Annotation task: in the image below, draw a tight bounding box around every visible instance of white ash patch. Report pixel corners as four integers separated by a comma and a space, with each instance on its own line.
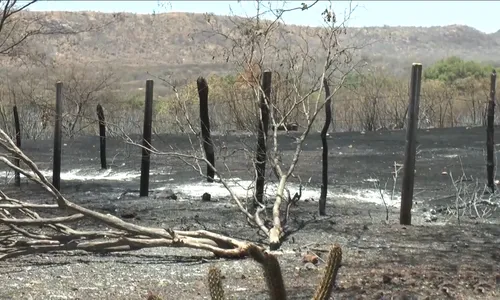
338, 188, 396, 206
157, 177, 395, 206
0, 168, 395, 206
1, 168, 145, 182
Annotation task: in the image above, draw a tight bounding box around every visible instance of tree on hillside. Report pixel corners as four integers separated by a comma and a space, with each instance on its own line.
454, 76, 490, 126
423, 57, 495, 127
343, 67, 407, 131
1, 55, 118, 140
423, 56, 494, 83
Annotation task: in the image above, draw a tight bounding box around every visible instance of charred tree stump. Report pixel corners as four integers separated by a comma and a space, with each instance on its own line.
96, 104, 107, 170
12, 105, 21, 186
319, 78, 332, 216
53, 82, 63, 191
400, 63, 422, 225
255, 71, 272, 207
197, 77, 215, 182
486, 70, 496, 193
140, 80, 154, 197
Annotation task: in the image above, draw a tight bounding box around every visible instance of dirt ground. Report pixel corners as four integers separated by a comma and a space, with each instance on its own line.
1, 126, 500, 299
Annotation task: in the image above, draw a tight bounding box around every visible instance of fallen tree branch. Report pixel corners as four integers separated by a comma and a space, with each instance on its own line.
0, 213, 84, 225
0, 203, 60, 209
0, 127, 255, 261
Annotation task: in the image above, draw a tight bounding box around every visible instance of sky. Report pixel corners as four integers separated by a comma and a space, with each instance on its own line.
27, 1, 500, 34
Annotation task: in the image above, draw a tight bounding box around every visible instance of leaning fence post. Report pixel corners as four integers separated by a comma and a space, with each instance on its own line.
12, 105, 21, 186
255, 70, 272, 207
319, 78, 332, 216
400, 63, 422, 225
53, 82, 63, 191
96, 104, 107, 170
486, 69, 496, 193
197, 77, 215, 182
140, 80, 154, 197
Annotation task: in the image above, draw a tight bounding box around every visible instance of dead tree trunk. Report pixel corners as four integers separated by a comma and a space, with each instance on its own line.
319, 78, 332, 216
486, 69, 496, 193
197, 77, 215, 182
96, 104, 107, 170
140, 80, 154, 197
400, 63, 422, 225
53, 82, 63, 191
255, 71, 272, 207
12, 105, 21, 186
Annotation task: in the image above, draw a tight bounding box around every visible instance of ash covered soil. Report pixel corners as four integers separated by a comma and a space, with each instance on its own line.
1, 126, 500, 299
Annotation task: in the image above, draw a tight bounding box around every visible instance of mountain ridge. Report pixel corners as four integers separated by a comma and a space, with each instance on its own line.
7, 11, 500, 90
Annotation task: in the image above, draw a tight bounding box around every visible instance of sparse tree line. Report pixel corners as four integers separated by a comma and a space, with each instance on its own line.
0, 1, 496, 140
334, 57, 495, 132
0, 55, 495, 141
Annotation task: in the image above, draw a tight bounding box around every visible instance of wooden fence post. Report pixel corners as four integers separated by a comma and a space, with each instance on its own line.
400, 63, 422, 225
255, 70, 272, 207
140, 80, 154, 197
53, 82, 63, 191
486, 69, 496, 192
96, 104, 107, 170
12, 105, 21, 186
197, 77, 215, 182
319, 78, 332, 216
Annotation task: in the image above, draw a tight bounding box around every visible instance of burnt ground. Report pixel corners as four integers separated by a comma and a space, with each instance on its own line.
1, 126, 500, 300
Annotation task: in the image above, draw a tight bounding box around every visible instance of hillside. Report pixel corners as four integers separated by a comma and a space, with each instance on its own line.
6, 11, 500, 91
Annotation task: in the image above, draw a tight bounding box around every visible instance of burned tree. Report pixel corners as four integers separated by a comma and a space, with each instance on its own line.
255, 71, 272, 207
52, 81, 63, 191
319, 78, 332, 216
486, 70, 496, 192
400, 63, 422, 225
96, 104, 107, 169
140, 80, 154, 197
197, 77, 215, 182
12, 105, 21, 186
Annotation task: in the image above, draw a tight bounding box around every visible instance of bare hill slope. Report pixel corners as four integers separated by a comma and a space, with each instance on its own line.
10, 11, 500, 86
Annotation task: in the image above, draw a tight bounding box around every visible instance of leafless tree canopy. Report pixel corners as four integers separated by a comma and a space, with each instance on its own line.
142, 1, 359, 248
0, 0, 41, 56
